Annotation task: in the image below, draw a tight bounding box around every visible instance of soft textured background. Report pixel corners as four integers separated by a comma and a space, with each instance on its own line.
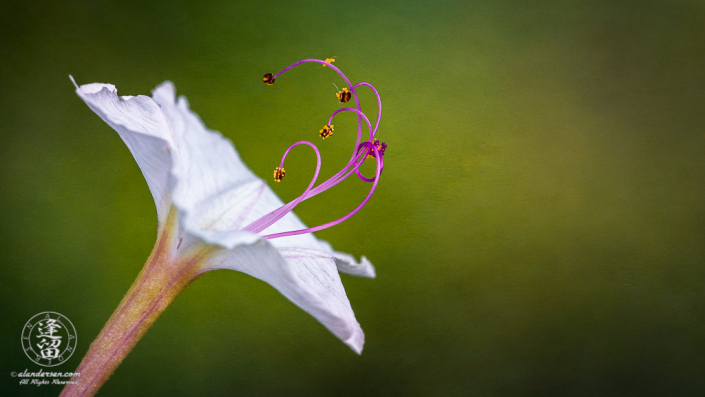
1, 0, 704, 395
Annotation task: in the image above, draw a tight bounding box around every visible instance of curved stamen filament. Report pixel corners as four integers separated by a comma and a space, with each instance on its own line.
243, 146, 368, 234
274, 59, 366, 157
263, 142, 383, 239
242, 141, 321, 234
328, 107, 374, 144
352, 82, 382, 139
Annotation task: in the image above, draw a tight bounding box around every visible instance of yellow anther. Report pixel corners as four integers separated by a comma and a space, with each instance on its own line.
273, 167, 286, 182
319, 125, 334, 139
323, 58, 335, 67
336, 87, 351, 103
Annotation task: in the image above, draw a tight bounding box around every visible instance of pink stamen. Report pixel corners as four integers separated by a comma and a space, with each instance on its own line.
244, 59, 385, 239
352, 82, 382, 138
263, 142, 383, 239
328, 107, 374, 143
242, 141, 321, 234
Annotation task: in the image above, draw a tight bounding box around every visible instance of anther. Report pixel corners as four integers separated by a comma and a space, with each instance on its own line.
323, 58, 335, 66
273, 167, 286, 182
336, 87, 351, 103
263, 73, 275, 85
319, 125, 334, 139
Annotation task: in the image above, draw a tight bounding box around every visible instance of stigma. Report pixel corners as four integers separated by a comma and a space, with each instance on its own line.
366, 140, 387, 159
319, 125, 334, 139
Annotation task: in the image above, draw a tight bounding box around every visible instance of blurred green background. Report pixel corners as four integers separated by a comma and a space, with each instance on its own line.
2, 0, 704, 395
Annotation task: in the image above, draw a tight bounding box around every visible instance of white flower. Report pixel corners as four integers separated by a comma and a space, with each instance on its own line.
71, 76, 376, 353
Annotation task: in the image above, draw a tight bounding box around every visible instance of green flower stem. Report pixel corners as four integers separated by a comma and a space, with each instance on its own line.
61, 209, 213, 397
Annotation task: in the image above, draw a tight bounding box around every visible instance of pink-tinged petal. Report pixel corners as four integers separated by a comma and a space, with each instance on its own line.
73, 78, 175, 227
151, 82, 261, 247
209, 243, 365, 353
330, 250, 376, 278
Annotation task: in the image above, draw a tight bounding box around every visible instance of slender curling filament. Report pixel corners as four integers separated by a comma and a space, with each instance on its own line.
248, 59, 386, 239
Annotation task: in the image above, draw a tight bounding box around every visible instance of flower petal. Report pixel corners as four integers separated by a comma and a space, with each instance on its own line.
74, 78, 175, 227
329, 251, 376, 278
151, 82, 262, 247
209, 242, 366, 353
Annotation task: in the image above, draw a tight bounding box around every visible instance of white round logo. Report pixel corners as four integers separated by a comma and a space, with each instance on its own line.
21, 312, 77, 367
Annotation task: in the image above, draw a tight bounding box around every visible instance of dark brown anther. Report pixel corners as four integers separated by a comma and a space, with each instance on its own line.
273, 167, 285, 182
263, 73, 275, 85
336, 87, 351, 103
